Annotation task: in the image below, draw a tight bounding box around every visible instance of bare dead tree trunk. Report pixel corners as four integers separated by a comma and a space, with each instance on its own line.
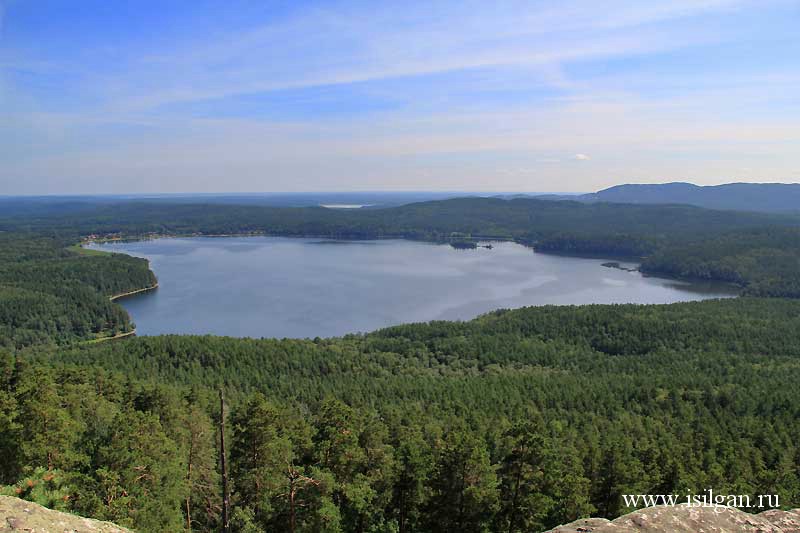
219, 390, 231, 533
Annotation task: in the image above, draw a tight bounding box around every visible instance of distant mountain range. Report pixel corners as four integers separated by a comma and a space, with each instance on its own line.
5, 183, 799, 214
542, 182, 800, 213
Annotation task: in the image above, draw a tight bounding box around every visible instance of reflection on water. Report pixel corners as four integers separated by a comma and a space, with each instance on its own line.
660, 280, 741, 295
93, 237, 738, 339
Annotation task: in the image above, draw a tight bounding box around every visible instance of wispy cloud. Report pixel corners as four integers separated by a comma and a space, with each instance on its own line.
1, 0, 798, 193
88, 1, 745, 112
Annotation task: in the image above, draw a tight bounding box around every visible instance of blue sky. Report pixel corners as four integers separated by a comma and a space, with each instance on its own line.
1, 0, 798, 194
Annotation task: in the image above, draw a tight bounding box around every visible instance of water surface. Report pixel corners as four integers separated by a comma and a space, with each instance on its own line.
93, 237, 736, 338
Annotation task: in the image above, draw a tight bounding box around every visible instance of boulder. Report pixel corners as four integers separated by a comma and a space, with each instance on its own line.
0, 496, 132, 533
548, 504, 800, 533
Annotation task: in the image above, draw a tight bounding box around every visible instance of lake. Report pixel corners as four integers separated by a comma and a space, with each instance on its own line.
93, 237, 737, 338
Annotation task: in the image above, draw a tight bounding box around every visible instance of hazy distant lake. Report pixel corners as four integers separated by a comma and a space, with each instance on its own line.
93, 237, 737, 338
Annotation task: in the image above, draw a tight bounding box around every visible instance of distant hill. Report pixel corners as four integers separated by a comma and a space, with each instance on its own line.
575, 182, 800, 212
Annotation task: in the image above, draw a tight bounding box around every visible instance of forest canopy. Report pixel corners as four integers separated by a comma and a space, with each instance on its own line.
0, 234, 156, 349
4, 298, 800, 531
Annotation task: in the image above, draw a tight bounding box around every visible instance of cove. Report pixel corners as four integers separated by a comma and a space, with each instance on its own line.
92, 237, 737, 339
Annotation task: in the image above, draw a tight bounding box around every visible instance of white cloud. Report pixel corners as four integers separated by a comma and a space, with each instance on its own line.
573, 154, 590, 161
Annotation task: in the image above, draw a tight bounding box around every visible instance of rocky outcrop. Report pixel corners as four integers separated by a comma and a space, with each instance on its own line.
548, 504, 800, 533
0, 496, 132, 532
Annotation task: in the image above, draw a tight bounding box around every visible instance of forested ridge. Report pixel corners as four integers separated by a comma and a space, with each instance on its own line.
2, 197, 800, 531
3, 196, 796, 240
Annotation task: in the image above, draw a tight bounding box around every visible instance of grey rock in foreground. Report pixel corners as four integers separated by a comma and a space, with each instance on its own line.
0, 496, 132, 533
548, 504, 800, 532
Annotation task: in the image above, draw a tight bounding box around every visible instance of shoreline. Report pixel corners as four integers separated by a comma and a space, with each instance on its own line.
109, 283, 159, 301
82, 231, 515, 246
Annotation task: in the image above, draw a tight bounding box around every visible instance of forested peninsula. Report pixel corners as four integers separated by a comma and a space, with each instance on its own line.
2, 196, 800, 532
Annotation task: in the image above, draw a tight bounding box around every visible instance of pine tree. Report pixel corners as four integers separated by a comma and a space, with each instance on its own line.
0, 352, 20, 483
14, 365, 84, 473
426, 430, 499, 532
95, 409, 185, 531
230, 395, 290, 525
393, 426, 433, 533
497, 420, 553, 532
182, 400, 221, 531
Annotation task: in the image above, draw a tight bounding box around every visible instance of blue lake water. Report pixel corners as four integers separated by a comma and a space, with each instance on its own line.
93, 237, 736, 338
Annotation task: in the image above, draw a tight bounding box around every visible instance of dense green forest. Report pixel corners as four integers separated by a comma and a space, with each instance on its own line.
2, 197, 800, 531
0, 234, 156, 349
3, 196, 796, 240
3, 299, 800, 531
640, 227, 800, 297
